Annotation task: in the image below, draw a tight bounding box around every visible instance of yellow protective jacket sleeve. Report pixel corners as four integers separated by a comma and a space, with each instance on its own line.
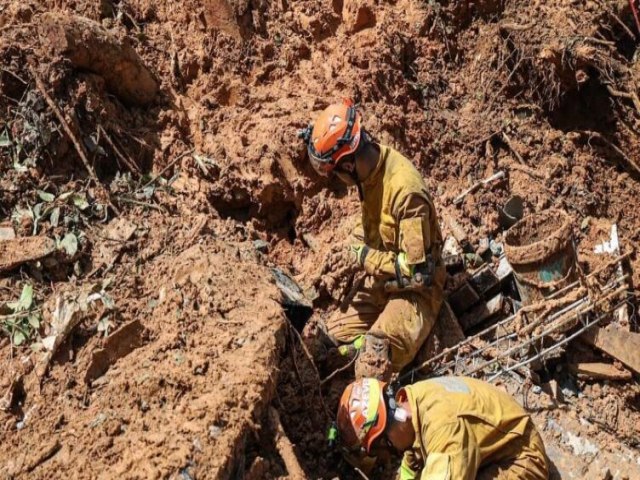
359, 145, 442, 280
401, 377, 535, 479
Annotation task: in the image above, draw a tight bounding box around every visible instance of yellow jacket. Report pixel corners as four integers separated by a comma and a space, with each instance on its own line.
399, 377, 535, 480
357, 145, 443, 279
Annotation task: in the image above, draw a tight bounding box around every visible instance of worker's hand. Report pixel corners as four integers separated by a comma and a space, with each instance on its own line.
316, 245, 361, 301
396, 252, 414, 277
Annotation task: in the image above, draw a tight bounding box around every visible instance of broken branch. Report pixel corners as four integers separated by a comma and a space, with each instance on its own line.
97, 125, 141, 175
453, 171, 506, 205
502, 132, 525, 164
30, 68, 99, 183
138, 149, 194, 192
581, 130, 640, 176
269, 407, 306, 479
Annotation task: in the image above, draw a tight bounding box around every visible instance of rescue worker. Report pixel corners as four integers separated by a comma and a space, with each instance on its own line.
300, 99, 445, 378
336, 376, 550, 480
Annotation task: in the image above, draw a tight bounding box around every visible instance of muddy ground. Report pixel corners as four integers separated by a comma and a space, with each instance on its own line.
1, 0, 640, 478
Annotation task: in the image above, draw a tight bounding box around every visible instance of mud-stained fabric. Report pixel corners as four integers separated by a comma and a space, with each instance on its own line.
325, 145, 445, 371
326, 259, 445, 371
357, 144, 443, 279
398, 377, 549, 480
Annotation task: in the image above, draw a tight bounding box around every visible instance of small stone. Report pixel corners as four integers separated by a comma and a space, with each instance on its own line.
581, 216, 591, 230
0, 227, 16, 241
209, 425, 222, 439
476, 237, 490, 256
532, 385, 542, 394
253, 239, 269, 253
489, 240, 503, 257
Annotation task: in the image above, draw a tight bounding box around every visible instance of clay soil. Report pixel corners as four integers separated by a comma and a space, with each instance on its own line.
1, 0, 640, 478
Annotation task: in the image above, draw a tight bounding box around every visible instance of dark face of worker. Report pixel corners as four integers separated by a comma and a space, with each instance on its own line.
368, 434, 400, 458
333, 154, 357, 185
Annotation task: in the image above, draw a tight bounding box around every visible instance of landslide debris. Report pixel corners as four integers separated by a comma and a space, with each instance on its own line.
0, 0, 639, 478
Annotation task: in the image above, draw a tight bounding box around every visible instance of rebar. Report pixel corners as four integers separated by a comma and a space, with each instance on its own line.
399, 271, 629, 383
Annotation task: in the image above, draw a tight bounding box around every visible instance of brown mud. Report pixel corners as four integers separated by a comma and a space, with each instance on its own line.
1, 0, 640, 478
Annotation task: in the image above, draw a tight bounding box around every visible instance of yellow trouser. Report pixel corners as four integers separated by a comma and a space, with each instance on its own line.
326, 267, 445, 371
476, 424, 549, 480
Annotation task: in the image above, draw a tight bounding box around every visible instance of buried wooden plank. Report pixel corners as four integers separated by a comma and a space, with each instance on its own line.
0, 237, 56, 273
581, 324, 640, 375
459, 293, 510, 332
568, 362, 632, 381
84, 319, 146, 384
448, 281, 480, 316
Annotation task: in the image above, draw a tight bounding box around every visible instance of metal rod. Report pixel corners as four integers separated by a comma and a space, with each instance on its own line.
463, 285, 627, 377
398, 272, 628, 383
487, 299, 629, 382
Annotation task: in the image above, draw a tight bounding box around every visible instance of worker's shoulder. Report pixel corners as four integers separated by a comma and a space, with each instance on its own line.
380, 144, 417, 172
404, 379, 464, 414
379, 145, 427, 192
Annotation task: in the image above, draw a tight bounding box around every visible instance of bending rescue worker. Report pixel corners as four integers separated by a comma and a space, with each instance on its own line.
337, 376, 550, 480
300, 99, 445, 377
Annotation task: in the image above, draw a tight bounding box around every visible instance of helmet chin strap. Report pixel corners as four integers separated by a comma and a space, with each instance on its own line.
351, 170, 364, 201
335, 152, 364, 200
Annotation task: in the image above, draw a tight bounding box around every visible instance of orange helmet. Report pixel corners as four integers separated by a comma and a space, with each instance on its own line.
336, 378, 388, 453
300, 98, 363, 176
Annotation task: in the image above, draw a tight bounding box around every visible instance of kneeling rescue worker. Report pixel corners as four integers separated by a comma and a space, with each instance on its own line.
300, 99, 445, 378
337, 376, 550, 479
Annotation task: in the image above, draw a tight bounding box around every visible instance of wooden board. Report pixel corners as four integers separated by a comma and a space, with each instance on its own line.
568, 362, 632, 381
581, 324, 640, 375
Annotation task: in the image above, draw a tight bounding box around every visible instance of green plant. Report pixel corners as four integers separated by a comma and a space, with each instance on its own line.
11, 189, 91, 235
1, 283, 41, 346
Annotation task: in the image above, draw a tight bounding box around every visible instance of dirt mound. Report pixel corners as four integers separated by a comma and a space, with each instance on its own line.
1, 0, 640, 478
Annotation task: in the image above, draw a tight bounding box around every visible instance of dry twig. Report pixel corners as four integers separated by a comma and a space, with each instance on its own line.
320, 352, 358, 386
138, 149, 194, 192
502, 132, 525, 164
97, 125, 141, 175
581, 130, 640, 176
30, 68, 99, 183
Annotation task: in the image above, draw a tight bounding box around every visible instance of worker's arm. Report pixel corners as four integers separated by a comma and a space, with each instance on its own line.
420, 421, 479, 480
359, 194, 432, 279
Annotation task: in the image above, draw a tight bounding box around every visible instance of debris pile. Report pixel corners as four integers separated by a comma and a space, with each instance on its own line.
1, 0, 639, 478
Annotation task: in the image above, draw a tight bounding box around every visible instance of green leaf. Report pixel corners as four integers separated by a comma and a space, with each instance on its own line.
57, 191, 73, 201
32, 203, 43, 220
37, 190, 55, 202
71, 193, 90, 211
50, 207, 61, 227
28, 314, 40, 330
59, 232, 78, 256
9, 284, 34, 312
12, 330, 26, 346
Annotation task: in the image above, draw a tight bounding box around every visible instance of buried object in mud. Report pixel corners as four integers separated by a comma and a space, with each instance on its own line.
581, 324, 640, 375
0, 236, 56, 273
459, 293, 511, 332
270, 268, 313, 331
85, 319, 146, 384
38, 12, 158, 106
568, 362, 632, 381
504, 209, 577, 305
